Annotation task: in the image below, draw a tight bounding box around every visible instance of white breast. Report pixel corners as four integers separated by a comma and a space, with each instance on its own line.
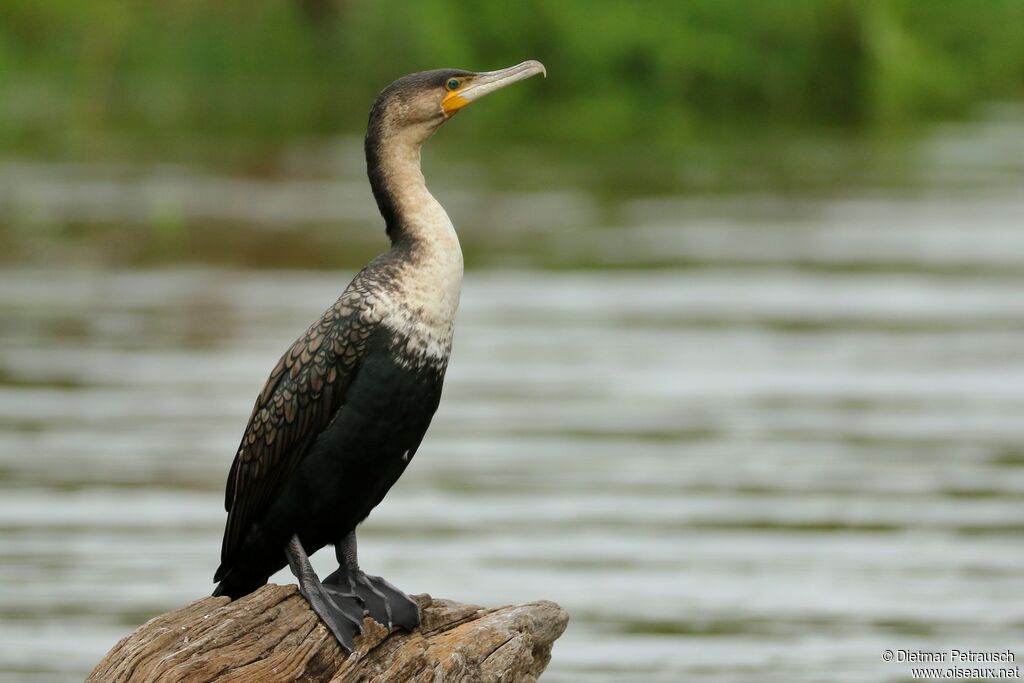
380, 196, 464, 368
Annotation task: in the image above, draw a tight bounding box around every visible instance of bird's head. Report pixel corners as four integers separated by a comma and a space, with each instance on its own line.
367, 60, 546, 147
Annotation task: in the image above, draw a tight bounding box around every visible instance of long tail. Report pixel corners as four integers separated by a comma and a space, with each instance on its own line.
213, 521, 293, 598
212, 564, 269, 599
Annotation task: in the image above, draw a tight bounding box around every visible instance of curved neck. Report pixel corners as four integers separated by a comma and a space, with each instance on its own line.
366, 125, 455, 252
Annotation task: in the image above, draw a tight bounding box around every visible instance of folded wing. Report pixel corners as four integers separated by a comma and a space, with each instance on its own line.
217, 293, 376, 575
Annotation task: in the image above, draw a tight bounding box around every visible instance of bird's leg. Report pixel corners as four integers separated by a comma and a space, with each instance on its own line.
323, 531, 421, 633
284, 535, 364, 651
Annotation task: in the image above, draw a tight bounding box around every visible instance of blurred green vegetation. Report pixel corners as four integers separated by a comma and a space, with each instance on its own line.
1, 0, 1023, 162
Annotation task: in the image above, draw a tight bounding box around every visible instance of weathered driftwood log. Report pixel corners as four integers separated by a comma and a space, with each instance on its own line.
87, 584, 569, 682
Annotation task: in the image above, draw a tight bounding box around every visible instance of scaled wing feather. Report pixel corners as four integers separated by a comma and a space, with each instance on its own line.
219, 292, 375, 568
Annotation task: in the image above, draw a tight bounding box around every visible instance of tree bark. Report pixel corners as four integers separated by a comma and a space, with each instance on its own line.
87, 584, 569, 682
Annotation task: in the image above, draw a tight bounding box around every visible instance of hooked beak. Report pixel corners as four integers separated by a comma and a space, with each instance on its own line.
442, 60, 547, 117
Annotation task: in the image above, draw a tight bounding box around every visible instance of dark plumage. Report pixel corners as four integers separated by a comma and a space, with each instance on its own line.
214, 257, 409, 597
212, 60, 546, 650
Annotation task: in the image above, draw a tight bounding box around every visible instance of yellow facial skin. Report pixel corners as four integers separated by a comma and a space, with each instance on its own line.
442, 83, 471, 117
439, 62, 546, 118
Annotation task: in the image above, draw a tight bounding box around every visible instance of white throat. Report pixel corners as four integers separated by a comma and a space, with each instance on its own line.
374, 134, 464, 365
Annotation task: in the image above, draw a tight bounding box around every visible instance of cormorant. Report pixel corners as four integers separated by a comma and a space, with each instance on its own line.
213, 60, 546, 651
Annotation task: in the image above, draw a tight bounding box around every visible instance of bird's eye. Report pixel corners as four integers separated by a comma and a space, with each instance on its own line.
446, 78, 460, 91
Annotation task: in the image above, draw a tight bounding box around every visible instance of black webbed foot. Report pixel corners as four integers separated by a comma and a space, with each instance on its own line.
360, 573, 421, 632
285, 535, 363, 652
324, 568, 421, 633
298, 580, 364, 651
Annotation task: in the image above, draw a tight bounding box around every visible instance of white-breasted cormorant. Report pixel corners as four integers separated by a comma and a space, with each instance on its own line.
213, 60, 546, 650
